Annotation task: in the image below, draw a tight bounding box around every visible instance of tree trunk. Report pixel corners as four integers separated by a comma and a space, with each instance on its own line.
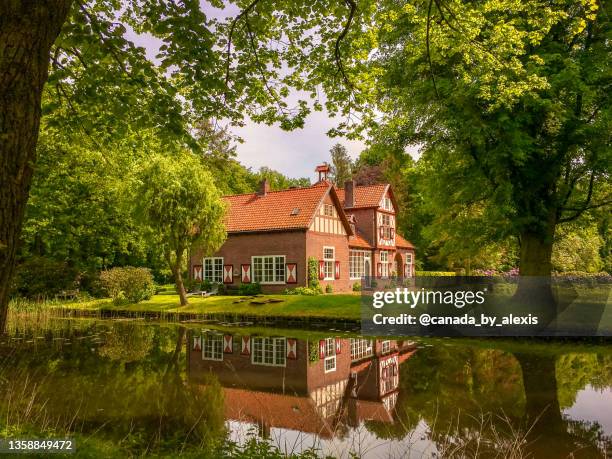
0, 1, 72, 333
166, 249, 188, 306
514, 215, 557, 327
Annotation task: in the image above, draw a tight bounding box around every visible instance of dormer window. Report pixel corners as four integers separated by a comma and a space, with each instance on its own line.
291, 207, 300, 216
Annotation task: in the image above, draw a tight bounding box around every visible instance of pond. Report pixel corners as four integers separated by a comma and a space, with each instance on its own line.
0, 317, 610, 458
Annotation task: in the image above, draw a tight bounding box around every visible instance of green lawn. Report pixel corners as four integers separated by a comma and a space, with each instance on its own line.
58, 290, 361, 320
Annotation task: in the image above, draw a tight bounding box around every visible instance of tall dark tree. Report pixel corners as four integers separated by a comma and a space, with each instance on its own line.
329, 143, 353, 186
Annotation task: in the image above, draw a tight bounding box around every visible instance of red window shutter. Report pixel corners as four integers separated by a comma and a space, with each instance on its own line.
377, 262, 382, 277
334, 261, 340, 279
335, 338, 341, 354
319, 340, 326, 359
319, 260, 325, 279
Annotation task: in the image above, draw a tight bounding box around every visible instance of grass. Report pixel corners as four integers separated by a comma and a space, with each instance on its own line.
46, 289, 362, 320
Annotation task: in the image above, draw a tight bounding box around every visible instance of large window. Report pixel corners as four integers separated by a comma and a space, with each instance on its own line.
381, 214, 392, 239
203, 257, 223, 283
252, 255, 285, 284
324, 337, 336, 373
252, 337, 286, 366
350, 338, 373, 361
380, 251, 390, 277
323, 247, 335, 280
202, 334, 223, 361
349, 250, 370, 279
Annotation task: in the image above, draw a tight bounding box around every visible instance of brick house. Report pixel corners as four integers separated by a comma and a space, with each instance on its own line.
187, 330, 417, 438
189, 164, 415, 293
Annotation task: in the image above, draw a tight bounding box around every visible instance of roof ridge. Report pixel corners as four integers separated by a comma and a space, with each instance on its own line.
222, 182, 326, 199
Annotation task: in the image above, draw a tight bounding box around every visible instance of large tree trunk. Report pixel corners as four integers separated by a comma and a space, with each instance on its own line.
514, 214, 557, 328
0, 1, 72, 333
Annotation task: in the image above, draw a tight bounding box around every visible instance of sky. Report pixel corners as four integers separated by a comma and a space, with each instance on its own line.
127, 4, 368, 182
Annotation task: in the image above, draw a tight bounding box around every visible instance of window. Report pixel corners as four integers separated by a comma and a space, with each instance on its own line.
323, 247, 335, 280
381, 214, 392, 239
203, 257, 223, 283
382, 197, 393, 211
323, 204, 334, 217
324, 337, 336, 373
252, 255, 285, 284
379, 251, 390, 277
405, 253, 413, 277
349, 250, 370, 279
381, 340, 391, 354
202, 334, 223, 361
350, 339, 373, 361
252, 337, 286, 366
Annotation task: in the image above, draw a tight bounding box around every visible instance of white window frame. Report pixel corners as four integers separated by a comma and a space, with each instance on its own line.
251, 337, 287, 367
323, 337, 337, 373
380, 251, 390, 277
382, 197, 393, 211
323, 246, 335, 280
381, 340, 391, 354
324, 355, 337, 373
349, 250, 370, 280
251, 255, 286, 284
350, 338, 373, 361
381, 214, 392, 239
203, 257, 224, 283
202, 334, 223, 361
405, 253, 413, 277
323, 204, 334, 217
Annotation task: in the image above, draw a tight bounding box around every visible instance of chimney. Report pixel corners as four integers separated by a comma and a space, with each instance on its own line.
315, 163, 331, 182
257, 178, 270, 196
344, 179, 355, 208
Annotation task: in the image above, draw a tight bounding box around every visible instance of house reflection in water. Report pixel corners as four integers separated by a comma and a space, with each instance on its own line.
187, 331, 416, 439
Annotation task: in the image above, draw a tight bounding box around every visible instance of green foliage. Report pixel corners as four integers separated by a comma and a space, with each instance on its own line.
415, 271, 457, 276
11, 256, 79, 299
553, 223, 604, 273
238, 283, 262, 295
352, 282, 361, 292
308, 340, 320, 363
134, 153, 226, 300
99, 267, 156, 304
307, 257, 320, 289
284, 286, 322, 296
325, 284, 333, 294
329, 143, 353, 185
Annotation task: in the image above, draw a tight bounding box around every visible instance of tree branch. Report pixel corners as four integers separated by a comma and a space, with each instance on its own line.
334, 0, 357, 90
426, 0, 439, 98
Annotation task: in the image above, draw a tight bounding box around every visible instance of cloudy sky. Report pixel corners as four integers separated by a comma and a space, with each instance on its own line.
127, 4, 367, 182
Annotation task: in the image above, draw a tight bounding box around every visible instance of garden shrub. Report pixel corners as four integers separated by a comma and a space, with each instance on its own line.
307, 257, 320, 289
308, 341, 320, 363
238, 282, 262, 295
284, 286, 322, 296
415, 271, 457, 276
352, 282, 361, 292
100, 267, 156, 304
12, 256, 79, 299
325, 284, 333, 293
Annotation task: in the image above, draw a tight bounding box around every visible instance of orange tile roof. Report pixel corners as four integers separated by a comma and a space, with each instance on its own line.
349, 230, 373, 249
395, 233, 415, 249
223, 387, 334, 438
336, 184, 389, 209
223, 183, 329, 233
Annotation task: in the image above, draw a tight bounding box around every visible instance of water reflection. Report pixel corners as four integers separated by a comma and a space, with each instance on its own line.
0, 319, 610, 458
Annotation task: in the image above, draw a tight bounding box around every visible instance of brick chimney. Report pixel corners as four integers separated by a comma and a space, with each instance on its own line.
344, 179, 355, 208
315, 163, 331, 182
257, 178, 270, 196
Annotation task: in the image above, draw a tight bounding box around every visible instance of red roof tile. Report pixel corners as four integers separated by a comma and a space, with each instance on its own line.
223, 183, 329, 233
395, 233, 415, 249
336, 184, 389, 209
349, 231, 373, 249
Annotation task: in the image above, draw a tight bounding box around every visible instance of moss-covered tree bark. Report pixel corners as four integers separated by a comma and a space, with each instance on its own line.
0, 1, 72, 333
